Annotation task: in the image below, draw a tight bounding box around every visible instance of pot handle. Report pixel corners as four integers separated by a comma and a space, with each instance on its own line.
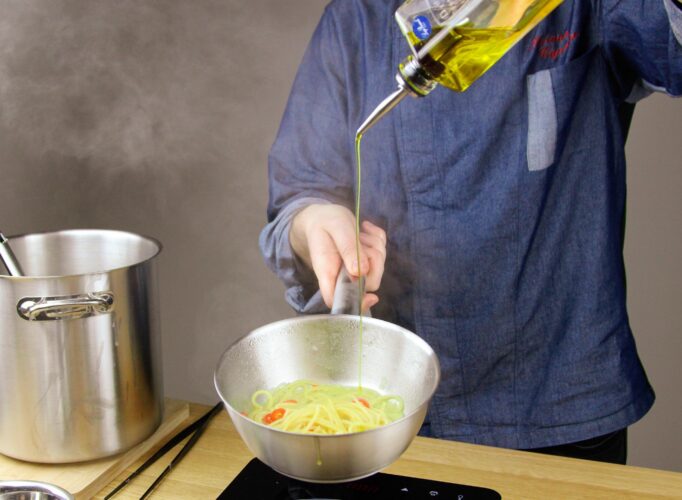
17, 292, 114, 321
331, 267, 365, 316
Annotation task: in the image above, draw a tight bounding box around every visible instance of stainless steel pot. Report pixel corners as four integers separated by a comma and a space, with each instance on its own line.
0, 229, 164, 463
214, 311, 440, 483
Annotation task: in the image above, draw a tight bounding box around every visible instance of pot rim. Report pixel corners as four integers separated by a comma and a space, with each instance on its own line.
0, 228, 162, 280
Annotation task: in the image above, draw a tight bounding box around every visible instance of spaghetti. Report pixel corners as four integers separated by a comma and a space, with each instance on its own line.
246, 379, 404, 434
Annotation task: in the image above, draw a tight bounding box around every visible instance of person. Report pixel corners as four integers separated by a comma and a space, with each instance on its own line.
259, 0, 682, 464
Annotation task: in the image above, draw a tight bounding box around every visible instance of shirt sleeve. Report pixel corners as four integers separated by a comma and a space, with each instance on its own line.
259, 197, 331, 313
259, 3, 355, 313
601, 0, 682, 98
665, 0, 682, 43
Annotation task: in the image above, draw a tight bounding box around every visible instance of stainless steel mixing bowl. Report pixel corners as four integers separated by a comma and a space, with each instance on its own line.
0, 481, 74, 500
214, 314, 440, 483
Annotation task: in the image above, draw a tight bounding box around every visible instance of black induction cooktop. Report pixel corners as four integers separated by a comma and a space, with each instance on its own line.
218, 458, 501, 499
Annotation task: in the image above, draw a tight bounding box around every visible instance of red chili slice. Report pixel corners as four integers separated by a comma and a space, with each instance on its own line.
270, 408, 286, 421
356, 397, 370, 408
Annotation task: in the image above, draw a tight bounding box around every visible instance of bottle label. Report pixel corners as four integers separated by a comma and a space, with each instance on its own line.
412, 16, 432, 39
426, 0, 468, 24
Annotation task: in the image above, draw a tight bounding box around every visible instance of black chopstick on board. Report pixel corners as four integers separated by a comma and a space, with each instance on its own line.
104, 402, 223, 499
139, 401, 223, 499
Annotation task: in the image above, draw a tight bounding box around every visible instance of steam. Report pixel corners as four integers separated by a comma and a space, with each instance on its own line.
0, 0, 236, 176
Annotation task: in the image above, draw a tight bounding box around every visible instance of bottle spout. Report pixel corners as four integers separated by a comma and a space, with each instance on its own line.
356, 85, 410, 138
356, 57, 437, 137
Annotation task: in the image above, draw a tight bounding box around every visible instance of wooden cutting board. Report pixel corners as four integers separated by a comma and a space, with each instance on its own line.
0, 399, 190, 499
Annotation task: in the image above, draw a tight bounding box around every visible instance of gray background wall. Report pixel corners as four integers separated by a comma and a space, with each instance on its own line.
0, 0, 679, 472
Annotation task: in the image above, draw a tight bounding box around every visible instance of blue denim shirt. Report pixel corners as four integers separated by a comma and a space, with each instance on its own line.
260, 0, 682, 449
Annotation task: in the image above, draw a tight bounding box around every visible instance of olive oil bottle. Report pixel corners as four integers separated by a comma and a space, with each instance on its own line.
357, 0, 564, 135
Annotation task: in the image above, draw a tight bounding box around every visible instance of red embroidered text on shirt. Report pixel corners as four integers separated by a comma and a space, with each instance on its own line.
530, 31, 580, 60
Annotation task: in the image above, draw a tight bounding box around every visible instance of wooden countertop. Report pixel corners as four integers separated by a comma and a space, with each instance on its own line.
95, 403, 682, 499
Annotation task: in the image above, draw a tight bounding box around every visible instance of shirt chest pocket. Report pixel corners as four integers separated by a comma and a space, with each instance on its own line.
525, 47, 600, 172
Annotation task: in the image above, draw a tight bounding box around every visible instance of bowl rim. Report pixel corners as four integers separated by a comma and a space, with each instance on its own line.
0, 480, 74, 500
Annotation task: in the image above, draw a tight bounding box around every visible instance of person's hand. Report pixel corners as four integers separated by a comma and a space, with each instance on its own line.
290, 204, 386, 311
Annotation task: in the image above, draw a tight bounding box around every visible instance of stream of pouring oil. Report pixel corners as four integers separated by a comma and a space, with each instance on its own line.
354, 133, 364, 389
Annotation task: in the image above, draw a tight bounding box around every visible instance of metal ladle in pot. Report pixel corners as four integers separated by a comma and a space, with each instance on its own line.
0, 231, 24, 276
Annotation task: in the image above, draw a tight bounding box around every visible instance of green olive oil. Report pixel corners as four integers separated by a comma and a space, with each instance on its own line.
355, 132, 364, 389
